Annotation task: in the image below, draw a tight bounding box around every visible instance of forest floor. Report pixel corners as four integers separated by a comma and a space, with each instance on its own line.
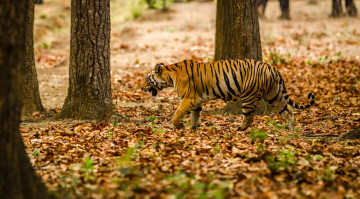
21, 0, 360, 198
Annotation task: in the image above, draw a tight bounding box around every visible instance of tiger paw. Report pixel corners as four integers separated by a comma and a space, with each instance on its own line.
173, 122, 184, 129
237, 125, 249, 131
191, 124, 200, 130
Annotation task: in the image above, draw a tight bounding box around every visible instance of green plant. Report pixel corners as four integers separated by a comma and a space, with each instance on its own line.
116, 145, 139, 167
266, 50, 288, 66
82, 156, 96, 182
324, 166, 333, 181
144, 0, 174, 10
163, 173, 231, 199
267, 119, 288, 130
111, 115, 119, 127
313, 154, 324, 161
152, 128, 166, 134
32, 148, 39, 156
257, 144, 265, 153
247, 129, 267, 143
214, 143, 221, 154
148, 115, 157, 122
265, 149, 297, 174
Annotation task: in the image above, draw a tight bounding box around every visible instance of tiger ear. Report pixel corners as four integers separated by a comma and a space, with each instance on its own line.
154, 63, 164, 74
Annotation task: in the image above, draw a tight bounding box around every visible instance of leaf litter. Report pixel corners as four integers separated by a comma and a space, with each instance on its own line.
22, 0, 360, 198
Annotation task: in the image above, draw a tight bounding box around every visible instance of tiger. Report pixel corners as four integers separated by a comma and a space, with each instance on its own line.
141, 59, 315, 131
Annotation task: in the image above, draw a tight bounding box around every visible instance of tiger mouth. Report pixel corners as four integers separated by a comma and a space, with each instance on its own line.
148, 88, 158, 96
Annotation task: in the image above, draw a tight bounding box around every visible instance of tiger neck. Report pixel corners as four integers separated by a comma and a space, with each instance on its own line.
163, 64, 179, 87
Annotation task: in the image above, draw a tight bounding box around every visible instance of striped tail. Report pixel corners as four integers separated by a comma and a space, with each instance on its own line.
279, 73, 315, 110
284, 92, 315, 109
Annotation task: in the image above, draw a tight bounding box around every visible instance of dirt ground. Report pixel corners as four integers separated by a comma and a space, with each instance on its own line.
21, 0, 360, 198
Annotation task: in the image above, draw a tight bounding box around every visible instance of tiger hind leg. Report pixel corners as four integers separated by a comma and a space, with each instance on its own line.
279, 105, 295, 131
238, 97, 260, 131
191, 106, 202, 129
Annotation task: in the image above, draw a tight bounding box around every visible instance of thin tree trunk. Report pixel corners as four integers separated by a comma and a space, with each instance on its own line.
22, 0, 46, 117
309, 0, 318, 5
279, 0, 290, 20
258, 0, 268, 19
345, 0, 358, 17
58, 0, 115, 121
0, 0, 48, 198
215, 0, 269, 115
331, 0, 343, 18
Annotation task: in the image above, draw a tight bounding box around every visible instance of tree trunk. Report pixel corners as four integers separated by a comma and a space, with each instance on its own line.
340, 126, 360, 140
258, 0, 268, 19
22, 0, 46, 117
215, 0, 270, 115
331, 0, 343, 18
215, 0, 262, 61
279, 0, 290, 20
0, 0, 48, 198
58, 0, 116, 121
308, 0, 318, 5
345, 0, 358, 17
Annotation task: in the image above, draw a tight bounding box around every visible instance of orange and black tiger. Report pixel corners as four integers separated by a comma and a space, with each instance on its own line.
141, 59, 315, 131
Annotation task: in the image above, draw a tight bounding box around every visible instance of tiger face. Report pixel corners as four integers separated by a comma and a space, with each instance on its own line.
141, 63, 171, 97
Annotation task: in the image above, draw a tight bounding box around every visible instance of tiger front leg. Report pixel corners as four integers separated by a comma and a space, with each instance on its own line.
172, 99, 196, 129
238, 113, 255, 131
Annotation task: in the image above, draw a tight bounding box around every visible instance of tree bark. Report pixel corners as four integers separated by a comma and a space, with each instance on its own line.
340, 126, 360, 140
215, 0, 262, 61
0, 0, 48, 198
22, 0, 46, 117
279, 0, 290, 20
58, 0, 115, 121
215, 0, 270, 115
331, 0, 343, 18
345, 0, 358, 17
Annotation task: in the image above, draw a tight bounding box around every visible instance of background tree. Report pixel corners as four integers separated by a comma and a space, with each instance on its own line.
258, 0, 269, 19
279, 0, 290, 20
331, 0, 357, 17
331, 0, 343, 17
0, 0, 48, 198
215, 0, 270, 115
59, 0, 115, 120
22, 0, 46, 117
345, 0, 357, 17
257, 0, 291, 20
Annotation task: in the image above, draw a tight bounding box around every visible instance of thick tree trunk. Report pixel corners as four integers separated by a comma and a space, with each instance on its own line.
59, 0, 116, 121
0, 0, 48, 198
215, 0, 270, 115
331, 0, 343, 18
215, 0, 262, 61
279, 0, 290, 20
345, 0, 358, 17
258, 0, 268, 19
22, 0, 46, 117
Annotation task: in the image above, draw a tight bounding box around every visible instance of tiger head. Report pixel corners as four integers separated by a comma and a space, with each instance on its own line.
141, 63, 172, 97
